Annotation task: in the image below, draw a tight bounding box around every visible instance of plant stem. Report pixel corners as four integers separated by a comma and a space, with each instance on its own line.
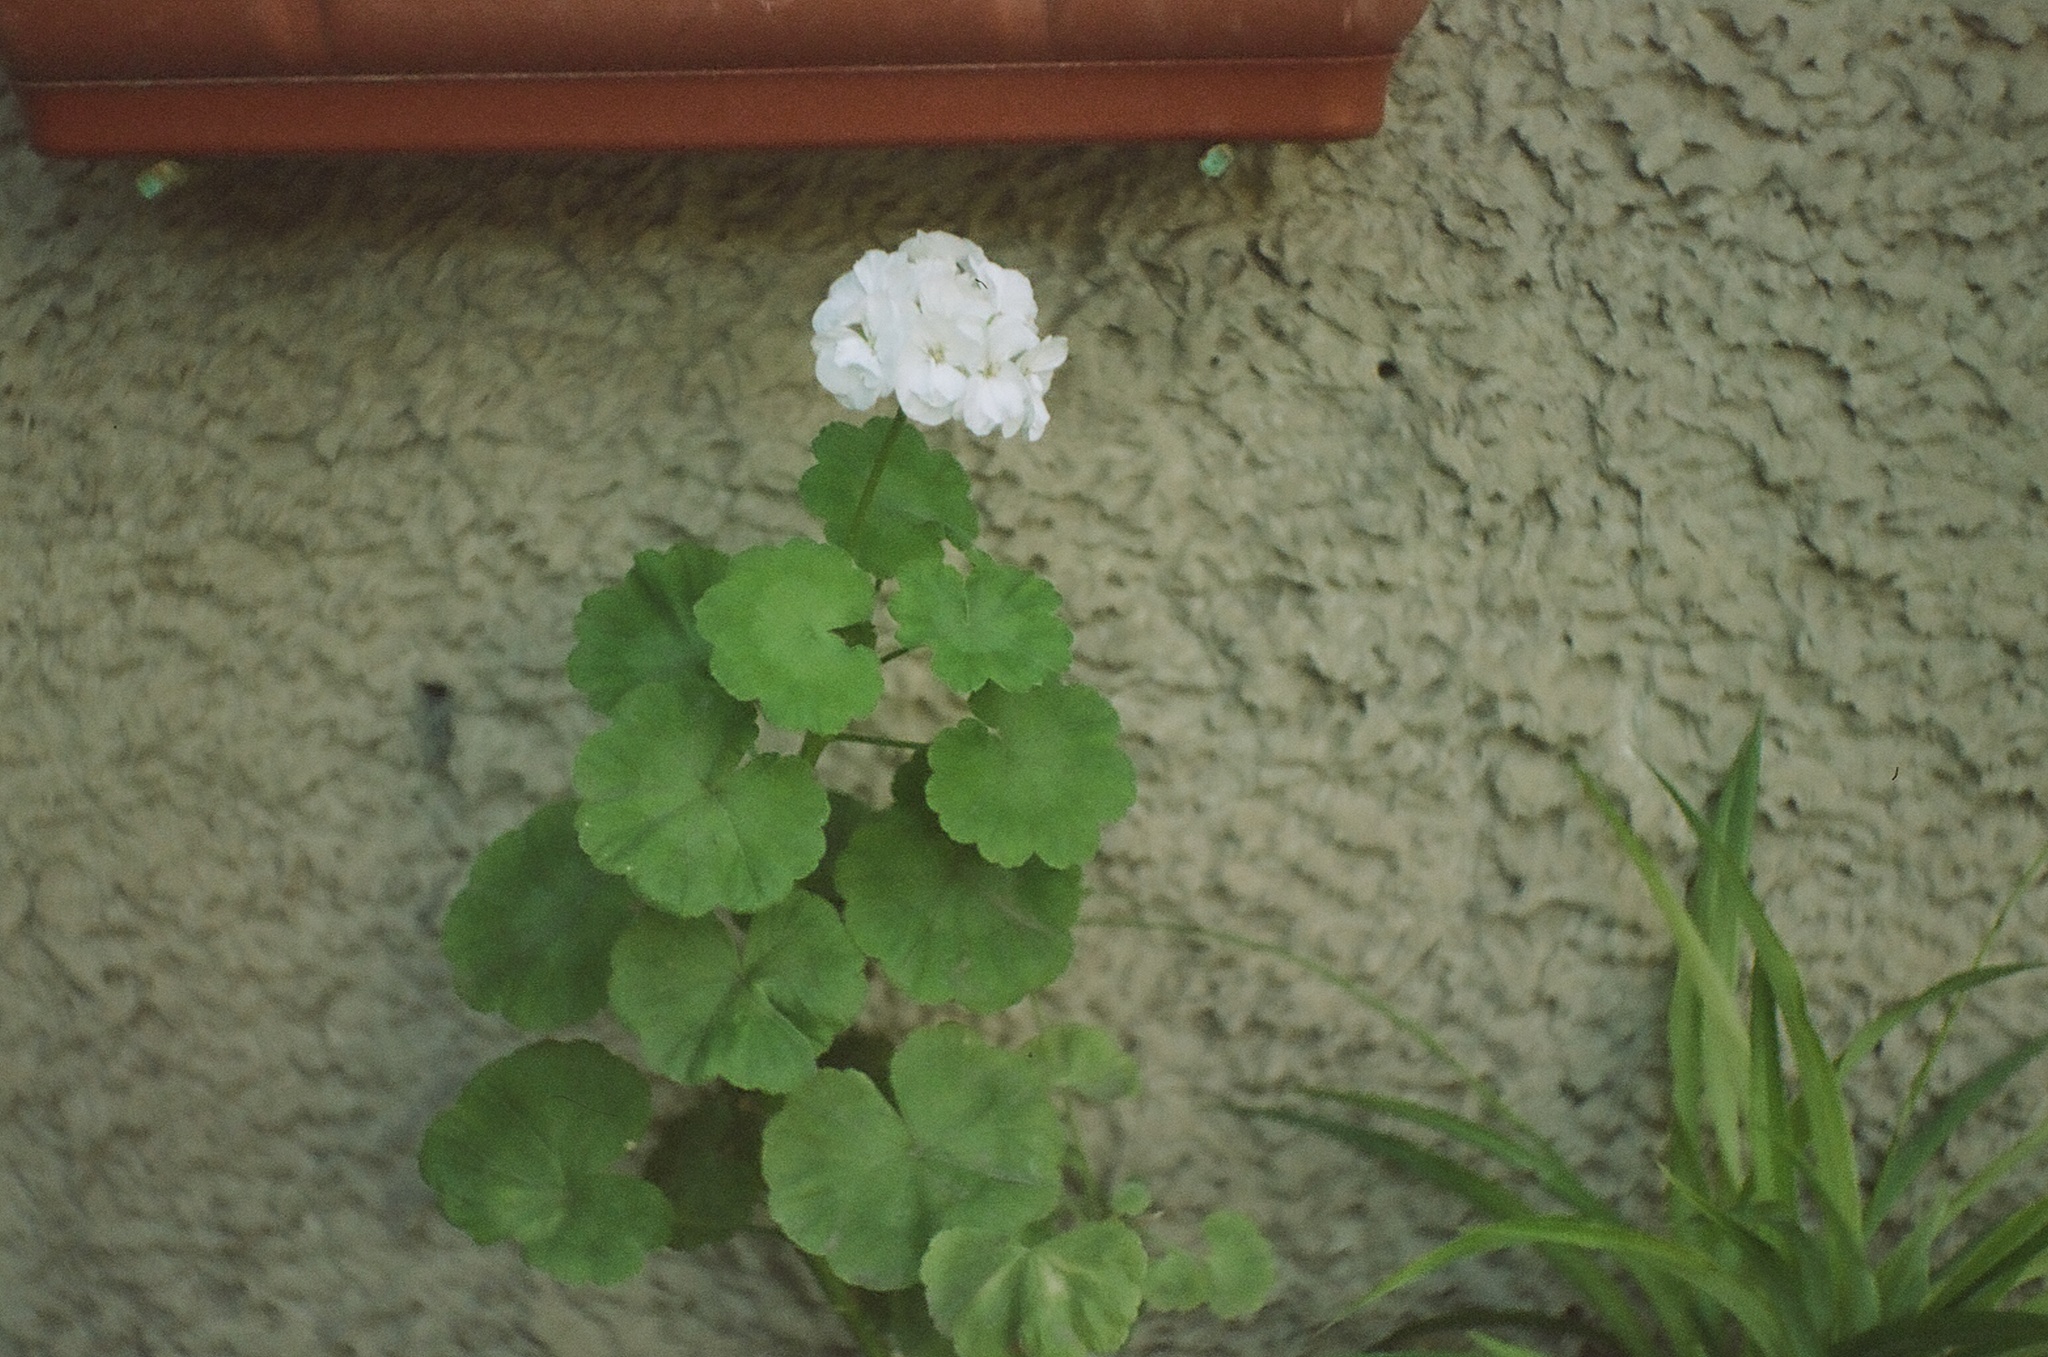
800, 732, 829, 767
799, 1251, 893, 1357
845, 407, 909, 559
1061, 1108, 1109, 1219
831, 732, 928, 751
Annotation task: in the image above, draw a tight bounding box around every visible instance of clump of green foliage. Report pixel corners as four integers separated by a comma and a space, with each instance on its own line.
418, 409, 1271, 1357
1263, 722, 2048, 1356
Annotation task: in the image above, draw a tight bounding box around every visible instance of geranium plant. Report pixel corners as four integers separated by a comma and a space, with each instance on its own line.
418, 232, 1272, 1357
1246, 722, 2048, 1356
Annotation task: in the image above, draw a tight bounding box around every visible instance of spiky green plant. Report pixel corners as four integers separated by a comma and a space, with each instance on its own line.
1252, 721, 2048, 1356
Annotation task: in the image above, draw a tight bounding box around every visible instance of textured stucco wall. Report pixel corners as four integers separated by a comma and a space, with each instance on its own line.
4, 1, 2045, 1352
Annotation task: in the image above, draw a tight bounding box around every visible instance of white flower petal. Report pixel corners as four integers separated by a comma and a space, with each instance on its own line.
1021, 335, 1068, 377
955, 373, 1012, 438
812, 232, 1064, 438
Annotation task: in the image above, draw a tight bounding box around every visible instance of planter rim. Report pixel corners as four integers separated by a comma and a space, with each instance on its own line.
0, 0, 1431, 154
13, 55, 1409, 157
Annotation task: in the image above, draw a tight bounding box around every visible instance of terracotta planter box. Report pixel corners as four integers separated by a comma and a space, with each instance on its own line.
0, 0, 1428, 157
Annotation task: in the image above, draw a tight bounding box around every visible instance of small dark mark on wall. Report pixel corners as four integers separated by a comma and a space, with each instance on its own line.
414, 681, 455, 775
1377, 359, 1401, 379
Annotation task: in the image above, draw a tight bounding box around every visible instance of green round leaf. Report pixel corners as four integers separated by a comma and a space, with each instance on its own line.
889, 553, 1073, 696
1142, 1249, 1210, 1313
925, 683, 1137, 869
609, 892, 869, 1093
1200, 1210, 1275, 1319
763, 1026, 1064, 1290
800, 417, 978, 577
525, 1174, 677, 1284
418, 1040, 672, 1285
574, 682, 829, 917
1109, 1181, 1152, 1218
567, 542, 730, 715
892, 1026, 1066, 1230
441, 800, 636, 1031
761, 1068, 921, 1287
924, 1222, 1149, 1357
694, 539, 883, 735
838, 802, 1080, 1013
1020, 1025, 1139, 1103
642, 1091, 769, 1250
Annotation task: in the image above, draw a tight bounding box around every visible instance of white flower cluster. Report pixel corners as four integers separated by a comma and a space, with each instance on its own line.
812, 231, 1068, 441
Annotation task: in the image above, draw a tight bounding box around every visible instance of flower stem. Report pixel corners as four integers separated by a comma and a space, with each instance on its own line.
845, 407, 909, 559
799, 1251, 892, 1357
831, 732, 927, 751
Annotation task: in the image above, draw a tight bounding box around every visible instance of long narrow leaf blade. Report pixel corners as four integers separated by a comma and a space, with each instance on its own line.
1706, 718, 1763, 873
1660, 717, 1762, 994
1370, 1306, 1620, 1353
1249, 1107, 1536, 1222
1255, 1108, 1663, 1357
1837, 965, 2042, 1077
1665, 980, 1715, 1215
1868, 1031, 2048, 1231
1294, 1087, 1610, 1217
1873, 1203, 1942, 1321
1928, 1198, 2048, 1311
1659, 723, 1755, 980
1575, 766, 1751, 1107
1471, 1335, 1566, 1357
1883, 844, 2048, 1210
1731, 879, 1865, 1240
1351, 1217, 1791, 1355
1833, 1307, 2048, 1357
1747, 962, 1795, 1207
1942, 1118, 2048, 1231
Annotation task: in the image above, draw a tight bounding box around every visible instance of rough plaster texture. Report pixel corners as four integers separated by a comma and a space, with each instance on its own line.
3, 1, 2045, 1352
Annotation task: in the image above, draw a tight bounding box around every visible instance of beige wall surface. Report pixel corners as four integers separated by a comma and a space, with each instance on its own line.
3, 1, 2045, 1352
